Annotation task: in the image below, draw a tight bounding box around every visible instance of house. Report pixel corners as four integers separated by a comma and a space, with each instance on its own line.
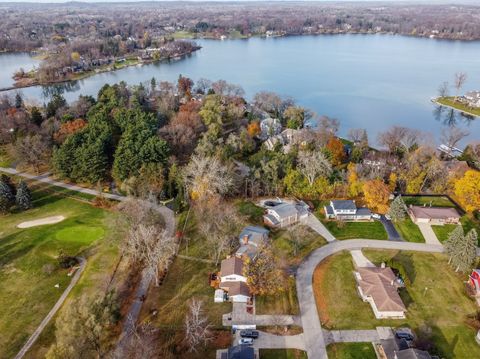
354, 267, 406, 319
220, 257, 246, 283
394, 348, 435, 359
263, 201, 309, 228
220, 345, 256, 359
465, 91, 480, 108
407, 205, 461, 225
259, 117, 282, 140
324, 200, 372, 221
235, 226, 269, 260
220, 281, 251, 303
469, 269, 480, 295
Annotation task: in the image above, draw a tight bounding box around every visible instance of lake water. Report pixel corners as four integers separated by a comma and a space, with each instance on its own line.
2, 35, 480, 143
0, 52, 40, 89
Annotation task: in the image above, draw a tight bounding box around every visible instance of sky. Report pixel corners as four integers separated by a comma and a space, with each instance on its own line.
0, 0, 472, 3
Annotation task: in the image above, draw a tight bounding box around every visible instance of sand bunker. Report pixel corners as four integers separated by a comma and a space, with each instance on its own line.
17, 215, 66, 229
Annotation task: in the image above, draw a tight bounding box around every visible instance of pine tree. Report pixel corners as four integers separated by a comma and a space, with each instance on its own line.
16, 181, 32, 211
388, 195, 407, 222
446, 227, 477, 273
0, 179, 15, 214
444, 225, 464, 264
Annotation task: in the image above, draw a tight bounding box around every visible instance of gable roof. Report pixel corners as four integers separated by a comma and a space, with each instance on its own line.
238, 226, 269, 246
409, 206, 460, 220
331, 200, 357, 210
271, 202, 298, 218
357, 267, 406, 312
221, 257, 244, 277
222, 281, 250, 297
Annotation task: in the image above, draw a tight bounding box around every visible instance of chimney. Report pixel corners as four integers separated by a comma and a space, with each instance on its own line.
381, 262, 386, 269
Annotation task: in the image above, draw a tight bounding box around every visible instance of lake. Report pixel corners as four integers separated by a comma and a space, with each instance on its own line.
2, 35, 480, 143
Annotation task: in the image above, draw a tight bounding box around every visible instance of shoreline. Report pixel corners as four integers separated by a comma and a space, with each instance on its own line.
0, 48, 200, 93
431, 97, 480, 118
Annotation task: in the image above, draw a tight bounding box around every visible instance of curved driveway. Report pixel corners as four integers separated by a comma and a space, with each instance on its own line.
296, 239, 445, 359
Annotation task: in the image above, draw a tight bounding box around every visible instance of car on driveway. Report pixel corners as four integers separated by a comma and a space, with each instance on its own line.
372, 214, 381, 219
240, 329, 259, 339
239, 338, 254, 345
385, 214, 392, 221
395, 328, 415, 341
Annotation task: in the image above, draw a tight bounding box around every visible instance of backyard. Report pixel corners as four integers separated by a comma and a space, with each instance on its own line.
402, 195, 458, 208
321, 219, 388, 240
313, 250, 480, 358
0, 181, 118, 358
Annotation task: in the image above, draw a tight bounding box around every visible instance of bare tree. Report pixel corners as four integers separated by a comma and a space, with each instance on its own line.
125, 322, 159, 359
184, 298, 212, 353
438, 81, 450, 98
441, 127, 469, 149
15, 134, 51, 173
378, 126, 421, 154
183, 154, 234, 201
347, 128, 367, 144
297, 150, 332, 186
454, 72, 467, 101
286, 225, 310, 256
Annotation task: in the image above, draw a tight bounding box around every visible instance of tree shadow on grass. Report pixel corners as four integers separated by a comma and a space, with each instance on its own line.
0, 232, 35, 266
392, 252, 416, 285
416, 321, 460, 359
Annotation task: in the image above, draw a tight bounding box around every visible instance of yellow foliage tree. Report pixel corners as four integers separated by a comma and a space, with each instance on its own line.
454, 170, 480, 213
71, 51, 81, 62
363, 179, 390, 214
347, 162, 363, 197
388, 172, 397, 192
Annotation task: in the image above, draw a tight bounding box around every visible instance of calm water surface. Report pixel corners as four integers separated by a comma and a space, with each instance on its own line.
2, 35, 480, 143
0, 52, 40, 89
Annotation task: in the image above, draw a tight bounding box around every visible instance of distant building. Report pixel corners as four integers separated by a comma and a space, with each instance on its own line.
354, 267, 406, 319
324, 200, 372, 221
407, 205, 461, 225
263, 201, 309, 228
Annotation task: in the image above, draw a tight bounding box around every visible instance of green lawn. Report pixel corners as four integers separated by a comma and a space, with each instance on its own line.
321, 219, 388, 240
0, 184, 115, 358
327, 343, 376, 359
260, 349, 307, 359
170, 30, 196, 39
235, 199, 264, 225
432, 216, 480, 245
313, 250, 480, 358
256, 276, 299, 315
436, 97, 480, 117
402, 196, 457, 208
394, 218, 425, 243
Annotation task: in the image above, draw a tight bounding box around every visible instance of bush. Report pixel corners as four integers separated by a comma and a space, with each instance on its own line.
57, 250, 78, 269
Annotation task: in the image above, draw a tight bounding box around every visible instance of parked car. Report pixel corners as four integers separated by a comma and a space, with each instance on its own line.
372, 214, 381, 219
395, 328, 415, 341
385, 214, 392, 221
239, 338, 254, 345
240, 329, 259, 339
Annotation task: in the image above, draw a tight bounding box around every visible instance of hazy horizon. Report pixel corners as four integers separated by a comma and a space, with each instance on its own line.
0, 0, 478, 4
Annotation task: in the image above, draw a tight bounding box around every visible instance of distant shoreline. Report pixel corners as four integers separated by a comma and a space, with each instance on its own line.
431, 97, 480, 118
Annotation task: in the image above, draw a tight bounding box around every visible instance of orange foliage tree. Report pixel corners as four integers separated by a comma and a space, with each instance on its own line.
326, 136, 345, 166
363, 179, 390, 214
247, 121, 261, 138
454, 170, 480, 213
347, 162, 363, 197
54, 118, 87, 143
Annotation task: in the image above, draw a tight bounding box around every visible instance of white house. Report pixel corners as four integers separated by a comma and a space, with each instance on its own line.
263, 201, 309, 228
324, 200, 372, 221
221, 281, 251, 303
220, 257, 246, 283
354, 267, 406, 319
259, 117, 282, 140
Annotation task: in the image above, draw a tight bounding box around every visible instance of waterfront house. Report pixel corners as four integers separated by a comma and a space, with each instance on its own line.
324, 200, 372, 221
465, 91, 480, 108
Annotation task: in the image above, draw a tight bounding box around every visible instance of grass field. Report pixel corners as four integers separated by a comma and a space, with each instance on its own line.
435, 97, 480, 117
402, 196, 457, 208
432, 216, 480, 245
260, 349, 307, 359
321, 219, 388, 240
313, 250, 480, 358
0, 182, 117, 358
326, 343, 376, 359
394, 218, 425, 243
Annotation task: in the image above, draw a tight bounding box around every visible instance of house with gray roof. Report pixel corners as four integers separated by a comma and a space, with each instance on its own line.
324, 200, 372, 221
263, 201, 309, 228
235, 226, 269, 260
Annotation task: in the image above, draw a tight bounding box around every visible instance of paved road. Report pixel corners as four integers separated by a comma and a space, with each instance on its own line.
378, 216, 402, 241
296, 239, 444, 359
15, 258, 86, 359
0, 167, 126, 201
305, 214, 336, 242
417, 223, 441, 245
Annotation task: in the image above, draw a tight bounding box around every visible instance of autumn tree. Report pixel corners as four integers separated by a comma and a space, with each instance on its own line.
53, 118, 87, 144
347, 162, 363, 197
244, 244, 286, 295
247, 121, 261, 137
284, 105, 310, 129
297, 150, 332, 186
363, 179, 390, 213
177, 75, 193, 99
184, 298, 212, 353
326, 136, 346, 165
15, 134, 51, 173
454, 170, 480, 213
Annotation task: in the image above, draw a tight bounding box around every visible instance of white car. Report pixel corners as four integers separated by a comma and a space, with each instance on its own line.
385, 214, 392, 221
239, 338, 254, 345
372, 214, 381, 219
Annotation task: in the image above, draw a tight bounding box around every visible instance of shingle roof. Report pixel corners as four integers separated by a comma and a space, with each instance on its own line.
409, 206, 460, 220
222, 281, 250, 297
272, 203, 298, 218
332, 200, 357, 210
357, 267, 406, 312
221, 257, 244, 277
238, 226, 269, 246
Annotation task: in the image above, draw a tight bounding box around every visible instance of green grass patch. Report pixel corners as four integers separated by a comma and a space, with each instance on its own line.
436, 97, 480, 117
327, 343, 376, 359
394, 218, 425, 243
314, 250, 480, 359
260, 349, 307, 359
0, 185, 115, 358
256, 276, 299, 315
170, 31, 196, 39
432, 224, 458, 243
321, 220, 388, 240
402, 196, 456, 208
235, 199, 264, 225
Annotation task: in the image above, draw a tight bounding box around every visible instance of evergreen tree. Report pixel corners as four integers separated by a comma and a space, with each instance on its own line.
30, 106, 44, 126
0, 179, 15, 214
15, 92, 23, 109
388, 195, 407, 222
445, 226, 477, 273
16, 181, 32, 211
444, 225, 464, 264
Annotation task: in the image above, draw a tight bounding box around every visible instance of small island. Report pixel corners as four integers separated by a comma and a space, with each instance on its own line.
433, 93, 480, 117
